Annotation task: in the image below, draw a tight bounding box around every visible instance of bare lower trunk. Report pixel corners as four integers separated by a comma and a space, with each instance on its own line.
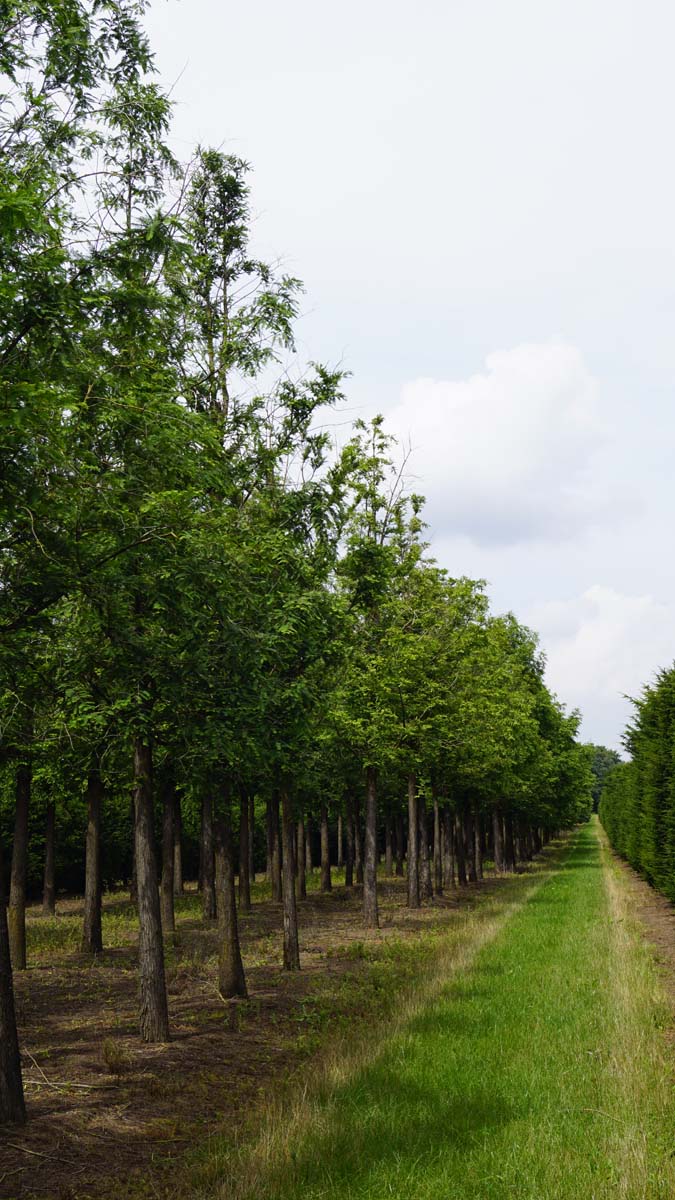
465, 806, 477, 883
271, 790, 282, 902
173, 794, 183, 896
474, 807, 484, 880
337, 812, 343, 869
442, 808, 454, 886
160, 771, 175, 935
201, 791, 216, 920
455, 811, 467, 885
296, 816, 307, 899
354, 794, 363, 885
265, 795, 273, 881
133, 739, 169, 1042
214, 805, 247, 998
345, 795, 354, 888
395, 812, 404, 876
0, 835, 25, 1125
82, 769, 103, 954
419, 795, 433, 901
42, 800, 56, 916
505, 814, 516, 872
248, 793, 255, 884
493, 808, 504, 873
384, 814, 393, 876
407, 773, 420, 908
320, 803, 332, 892
363, 767, 379, 928
433, 790, 443, 895
238, 788, 251, 912
281, 790, 300, 970
8, 762, 31, 970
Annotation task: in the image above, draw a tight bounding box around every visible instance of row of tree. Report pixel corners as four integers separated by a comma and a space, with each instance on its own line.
599, 666, 675, 896
0, 0, 593, 1127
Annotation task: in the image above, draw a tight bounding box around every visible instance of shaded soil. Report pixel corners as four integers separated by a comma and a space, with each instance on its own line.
1, 873, 499, 1200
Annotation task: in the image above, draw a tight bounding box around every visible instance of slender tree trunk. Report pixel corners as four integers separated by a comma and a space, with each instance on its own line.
433, 790, 443, 895
320, 803, 332, 892
363, 767, 379, 928
133, 739, 169, 1042
0, 835, 25, 1126
296, 816, 307, 899
160, 771, 175, 935
248, 792, 255, 884
419, 794, 433, 901
384, 813, 393, 876
214, 804, 247, 998
395, 812, 404, 877
474, 807, 484, 881
344, 794, 354, 888
82, 768, 103, 954
465, 806, 477, 883
337, 812, 343, 869
354, 794, 363, 885
265, 795, 273, 882
455, 811, 467, 885
42, 800, 56, 916
130, 794, 138, 906
443, 808, 454, 886
505, 814, 517, 871
305, 817, 313, 873
238, 788, 251, 912
407, 773, 420, 908
493, 807, 504, 873
281, 790, 301, 969
201, 791, 216, 920
271, 790, 282, 902
173, 793, 183, 897
8, 761, 31, 970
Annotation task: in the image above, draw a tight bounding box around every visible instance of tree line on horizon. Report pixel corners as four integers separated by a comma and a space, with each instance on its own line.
0, 0, 594, 1127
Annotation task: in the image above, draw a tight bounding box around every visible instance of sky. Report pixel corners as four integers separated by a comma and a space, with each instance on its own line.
144, 0, 675, 752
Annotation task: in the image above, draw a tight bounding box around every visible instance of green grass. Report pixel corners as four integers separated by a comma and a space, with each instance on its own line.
217, 820, 675, 1200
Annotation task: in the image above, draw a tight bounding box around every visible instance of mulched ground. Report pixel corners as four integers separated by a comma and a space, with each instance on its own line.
1, 875, 492, 1200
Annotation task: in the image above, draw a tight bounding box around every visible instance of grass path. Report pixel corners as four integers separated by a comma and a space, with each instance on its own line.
219, 820, 675, 1200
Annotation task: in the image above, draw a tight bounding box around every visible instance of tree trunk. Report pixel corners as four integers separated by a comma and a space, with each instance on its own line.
296, 816, 307, 899
8, 761, 31, 971
493, 807, 504, 873
337, 812, 343, 869
419, 794, 433, 901
407, 773, 420, 908
505, 814, 517, 871
354, 794, 363, 885
345, 795, 354, 888
160, 771, 175, 935
238, 788, 251, 912
433, 790, 443, 895
82, 769, 103, 954
474, 807, 484, 881
42, 799, 56, 917
271, 790, 282, 902
363, 767, 379, 928
465, 806, 477, 883
384, 813, 393, 876
442, 808, 454, 886
214, 806, 247, 998
201, 791, 216, 920
305, 817, 313, 873
320, 803, 332, 892
265, 794, 273, 882
455, 811, 467, 885
133, 739, 169, 1042
395, 812, 404, 876
0, 835, 25, 1126
248, 792, 255, 884
130, 794, 138, 905
173, 793, 183, 897
281, 790, 300, 969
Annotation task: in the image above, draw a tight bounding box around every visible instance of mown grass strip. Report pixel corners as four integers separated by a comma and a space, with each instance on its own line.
211, 821, 675, 1200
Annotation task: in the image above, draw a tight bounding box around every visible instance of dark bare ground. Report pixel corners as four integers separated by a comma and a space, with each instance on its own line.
0, 875, 496, 1200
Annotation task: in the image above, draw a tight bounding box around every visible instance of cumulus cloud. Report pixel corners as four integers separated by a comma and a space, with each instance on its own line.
528, 585, 675, 750
388, 342, 625, 546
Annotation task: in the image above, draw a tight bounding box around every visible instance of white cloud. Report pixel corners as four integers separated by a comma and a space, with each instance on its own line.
387, 343, 627, 546
528, 585, 675, 750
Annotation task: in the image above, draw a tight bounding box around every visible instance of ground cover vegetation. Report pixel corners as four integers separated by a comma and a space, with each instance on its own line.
600, 664, 675, 898
0, 0, 594, 1142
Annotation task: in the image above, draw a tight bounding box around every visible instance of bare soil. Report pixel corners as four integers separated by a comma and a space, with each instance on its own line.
611, 853, 675, 1024
1, 875, 494, 1200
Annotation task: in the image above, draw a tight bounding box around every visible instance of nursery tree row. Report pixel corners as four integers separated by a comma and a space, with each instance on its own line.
0, 0, 592, 1126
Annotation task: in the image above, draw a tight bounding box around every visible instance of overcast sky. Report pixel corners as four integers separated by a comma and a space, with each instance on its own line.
145, 0, 675, 752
